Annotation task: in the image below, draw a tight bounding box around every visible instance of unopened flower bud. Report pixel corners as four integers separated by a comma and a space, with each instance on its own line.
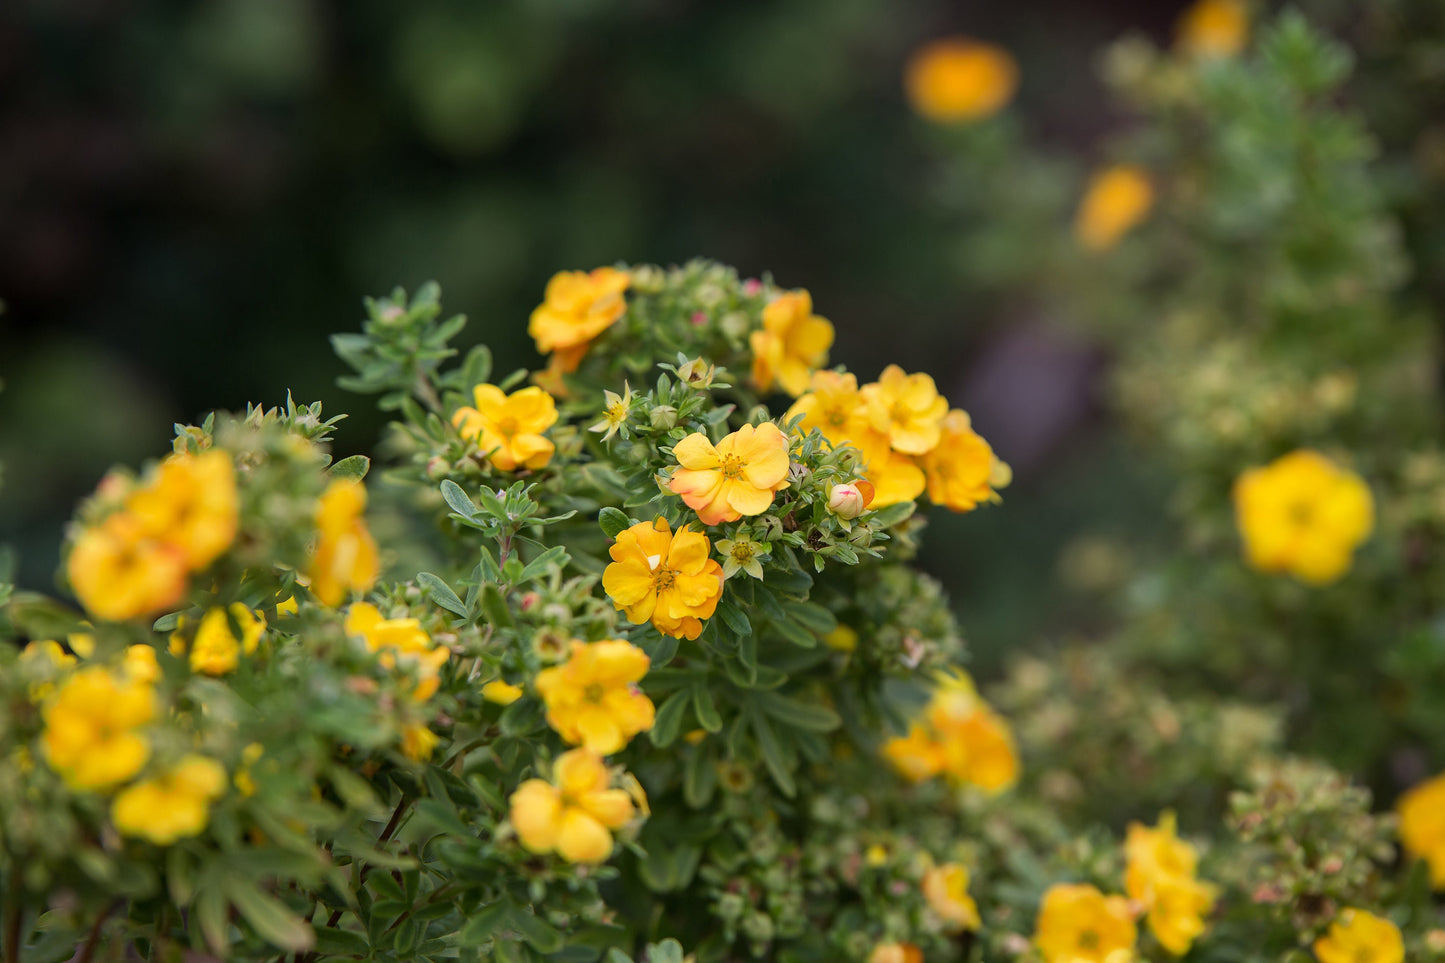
649, 406, 679, 430
378, 304, 406, 326
425, 456, 449, 480
828, 480, 874, 519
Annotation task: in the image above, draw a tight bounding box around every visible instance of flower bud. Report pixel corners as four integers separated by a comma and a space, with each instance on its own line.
425, 456, 449, 480
828, 480, 874, 519
649, 405, 679, 430
676, 358, 716, 389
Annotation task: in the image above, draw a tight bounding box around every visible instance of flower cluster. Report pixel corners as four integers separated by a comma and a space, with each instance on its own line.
883, 670, 1019, 793
1125, 812, 1217, 955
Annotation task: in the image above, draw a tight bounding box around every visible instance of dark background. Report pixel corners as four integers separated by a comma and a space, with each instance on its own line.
0, 0, 1189, 670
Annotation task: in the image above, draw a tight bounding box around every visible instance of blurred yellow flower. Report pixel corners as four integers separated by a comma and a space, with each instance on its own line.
860, 365, 949, 455
482, 679, 524, 705
346, 601, 448, 701
1313, 908, 1403, 963
922, 409, 1011, 512
42, 666, 155, 791
401, 722, 439, 762
868, 943, 922, 963
535, 639, 655, 754
451, 384, 559, 472
1034, 883, 1138, 963
1176, 0, 1249, 58
20, 640, 75, 701
883, 723, 947, 783
126, 450, 238, 571
822, 624, 859, 653
176, 604, 265, 676
926, 672, 1020, 793
1125, 811, 1198, 892
122, 644, 161, 685
1233, 450, 1373, 584
602, 518, 725, 640
787, 370, 865, 440
923, 862, 981, 931
1125, 812, 1216, 955
904, 38, 1017, 123
234, 742, 264, 797
528, 267, 630, 372
112, 754, 226, 845
509, 748, 639, 864
67, 514, 188, 622
1076, 165, 1155, 252
1399, 772, 1445, 889
750, 290, 834, 396
668, 422, 792, 526
848, 430, 927, 508
308, 479, 380, 607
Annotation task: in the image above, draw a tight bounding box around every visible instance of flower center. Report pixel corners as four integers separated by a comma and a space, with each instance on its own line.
652, 566, 677, 592
731, 545, 754, 562
584, 683, 605, 703
719, 453, 745, 480
1288, 500, 1315, 526
1077, 930, 1100, 951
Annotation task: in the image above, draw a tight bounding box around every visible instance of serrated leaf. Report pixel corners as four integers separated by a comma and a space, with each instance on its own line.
417, 572, 468, 618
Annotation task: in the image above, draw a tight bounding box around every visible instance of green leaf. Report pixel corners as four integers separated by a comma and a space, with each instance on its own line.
510, 907, 564, 954
479, 583, 514, 628
224, 878, 315, 952
683, 744, 717, 808
462, 344, 493, 388
750, 711, 796, 797
440, 480, 478, 520
329, 455, 371, 481
598, 507, 633, 540
500, 697, 546, 737
517, 545, 570, 583
196, 885, 230, 954
691, 683, 723, 732
753, 691, 840, 732
716, 601, 751, 638
456, 899, 511, 946
783, 601, 836, 635
650, 690, 691, 748
870, 501, 916, 527
417, 572, 469, 619
312, 924, 371, 955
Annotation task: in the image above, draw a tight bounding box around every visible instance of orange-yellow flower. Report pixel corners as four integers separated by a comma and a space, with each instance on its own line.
122, 645, 161, 684
1313, 908, 1403, 963
1233, 450, 1374, 585
452, 384, 559, 471
400, 723, 440, 762
923, 862, 981, 931
885, 670, 1019, 793
860, 365, 949, 455
528, 267, 630, 372
787, 370, 866, 440
1177, 0, 1249, 58
535, 639, 655, 754
482, 679, 524, 705
67, 514, 188, 622
112, 754, 226, 845
1399, 772, 1445, 889
1125, 812, 1216, 955
1076, 165, 1155, 252
1034, 883, 1138, 963
308, 479, 380, 607
509, 748, 640, 864
668, 423, 791, 526
868, 944, 923, 963
602, 518, 725, 640
883, 724, 946, 783
1124, 812, 1199, 896
42, 666, 156, 791
173, 604, 266, 676
126, 450, 239, 571
922, 409, 1011, 512
345, 601, 449, 701
750, 290, 834, 396
904, 37, 1018, 123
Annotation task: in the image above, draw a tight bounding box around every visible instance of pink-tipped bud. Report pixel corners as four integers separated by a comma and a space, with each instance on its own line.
827, 480, 874, 519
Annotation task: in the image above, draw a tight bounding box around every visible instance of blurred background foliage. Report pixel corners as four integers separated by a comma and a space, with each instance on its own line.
1, 0, 1441, 684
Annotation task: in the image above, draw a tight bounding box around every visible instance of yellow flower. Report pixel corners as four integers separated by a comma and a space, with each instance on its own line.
786, 370, 925, 507
715, 535, 767, 580
535, 639, 656, 754
1034, 883, 1138, 963
1313, 908, 1404, 963
401, 722, 440, 761
234, 743, 264, 797
1125, 812, 1216, 955
860, 365, 949, 455
868, 943, 922, 963
923, 862, 981, 931
922, 410, 1011, 512
849, 430, 927, 508
509, 748, 639, 864
588, 382, 633, 443
1177, 0, 1249, 58
750, 290, 834, 396
176, 604, 266, 676
42, 667, 155, 791
112, 754, 226, 845
527, 267, 630, 372
122, 645, 161, 685
308, 479, 380, 607
67, 514, 189, 622
602, 518, 725, 640
482, 679, 524, 705
1233, 450, 1374, 584
345, 602, 449, 701
823, 624, 859, 652
1399, 772, 1445, 889
787, 370, 866, 440
126, 450, 239, 571
668, 423, 792, 526
452, 384, 559, 472
925, 671, 1020, 793
20, 640, 75, 700
1144, 875, 1216, 956
904, 37, 1018, 123
883, 724, 946, 783
1076, 165, 1155, 252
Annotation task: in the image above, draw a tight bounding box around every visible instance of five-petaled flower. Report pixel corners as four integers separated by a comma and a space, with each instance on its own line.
602, 518, 725, 640
170, 604, 267, 676
67, 514, 189, 622
42, 666, 156, 791
126, 450, 239, 571
904, 37, 1018, 123
1125, 812, 1217, 956
667, 422, 792, 526
1034, 883, 1138, 963
528, 267, 630, 372
860, 365, 949, 455
922, 410, 1011, 512
509, 748, 642, 864
345, 602, 449, 702
1076, 165, 1155, 252
750, 290, 834, 396
111, 754, 227, 845
1233, 450, 1374, 585
588, 382, 633, 443
1313, 908, 1404, 963
715, 534, 768, 579
923, 862, 981, 931
535, 639, 656, 754
452, 384, 559, 472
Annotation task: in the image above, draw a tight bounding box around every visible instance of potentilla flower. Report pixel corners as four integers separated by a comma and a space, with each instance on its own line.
509, 748, 640, 864
1034, 883, 1138, 963
1233, 450, 1374, 585
534, 639, 655, 754
1124, 812, 1199, 892
1125, 812, 1216, 956
126, 450, 239, 571
111, 754, 226, 845
922, 410, 1011, 512
345, 602, 449, 701
19, 640, 76, 701
882, 724, 947, 783
715, 534, 768, 580
42, 666, 156, 791
923, 862, 981, 931
602, 518, 725, 640
904, 37, 1018, 123
750, 290, 834, 396
122, 645, 161, 684
1176, 0, 1249, 58
786, 370, 925, 507
1076, 165, 1155, 252
1144, 875, 1216, 957
1313, 908, 1404, 963
667, 423, 791, 526
588, 382, 633, 443
1399, 772, 1445, 889
787, 370, 866, 439
400, 722, 440, 762
860, 366, 949, 455
528, 267, 630, 372
925, 670, 1020, 793
868, 943, 923, 963
848, 429, 927, 508
482, 679, 524, 705
67, 513, 188, 622
452, 384, 559, 472
308, 479, 380, 607
173, 604, 266, 676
